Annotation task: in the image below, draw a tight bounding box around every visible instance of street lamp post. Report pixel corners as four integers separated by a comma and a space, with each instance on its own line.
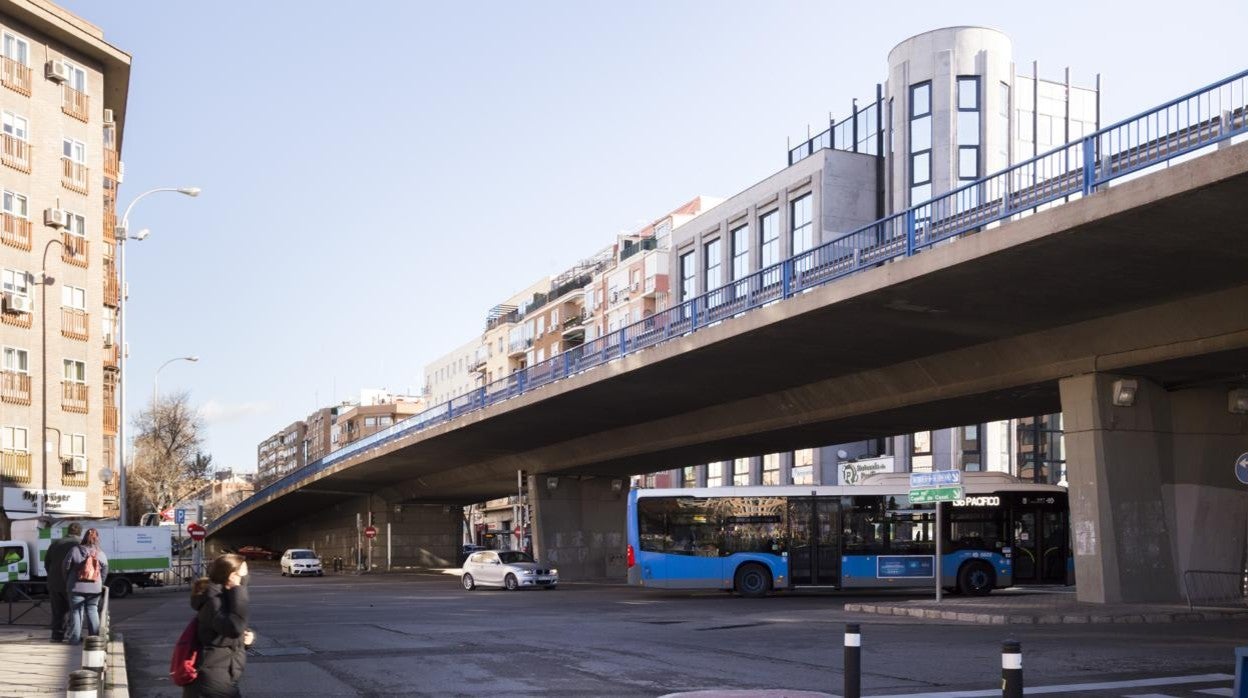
38, 237, 64, 517
153, 356, 199, 408
117, 187, 200, 525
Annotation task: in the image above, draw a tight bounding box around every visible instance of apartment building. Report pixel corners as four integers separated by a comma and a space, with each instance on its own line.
0, 0, 129, 529
330, 397, 424, 450
255, 420, 305, 486
425, 337, 484, 406
302, 405, 336, 465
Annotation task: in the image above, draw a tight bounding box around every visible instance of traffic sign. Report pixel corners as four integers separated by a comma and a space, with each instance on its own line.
175, 509, 186, 525
1236, 452, 1248, 486
910, 470, 963, 503
186, 523, 206, 541
364, 525, 378, 540
513, 526, 522, 538
909, 486, 965, 503
909, 471, 962, 488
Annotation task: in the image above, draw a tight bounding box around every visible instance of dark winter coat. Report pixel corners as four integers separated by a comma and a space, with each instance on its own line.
44, 535, 79, 591
183, 582, 249, 698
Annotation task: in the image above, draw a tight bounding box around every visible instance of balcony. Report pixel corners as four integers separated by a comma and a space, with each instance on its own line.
62, 460, 87, 487
619, 236, 658, 261
0, 370, 30, 405
103, 147, 118, 179
61, 307, 89, 340
104, 404, 118, 434
642, 273, 669, 298
0, 294, 31, 328
0, 450, 31, 484
0, 56, 30, 96
103, 208, 117, 245
561, 313, 586, 341
1, 133, 30, 172
104, 343, 119, 371
104, 271, 119, 307
507, 338, 532, 358
1, 212, 31, 251
62, 381, 88, 413
61, 158, 89, 194
61, 84, 89, 122
62, 232, 88, 267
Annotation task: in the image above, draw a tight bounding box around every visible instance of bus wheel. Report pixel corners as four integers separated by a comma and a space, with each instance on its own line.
957, 562, 994, 596
734, 564, 771, 598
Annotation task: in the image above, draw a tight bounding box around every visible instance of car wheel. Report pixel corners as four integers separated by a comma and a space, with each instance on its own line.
107, 577, 132, 599
504, 574, 519, 591
280, 568, 287, 577
958, 561, 995, 596
734, 563, 772, 598
462, 574, 476, 591
317, 571, 323, 577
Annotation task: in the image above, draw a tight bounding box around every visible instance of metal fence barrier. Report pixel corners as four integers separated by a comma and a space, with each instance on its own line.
1183, 569, 1248, 611
3, 579, 49, 626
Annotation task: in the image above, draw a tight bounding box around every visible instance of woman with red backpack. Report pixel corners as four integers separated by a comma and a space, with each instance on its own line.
63, 527, 109, 644
181, 553, 252, 697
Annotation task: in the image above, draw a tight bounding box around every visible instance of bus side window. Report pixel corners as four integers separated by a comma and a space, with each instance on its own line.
843, 499, 886, 555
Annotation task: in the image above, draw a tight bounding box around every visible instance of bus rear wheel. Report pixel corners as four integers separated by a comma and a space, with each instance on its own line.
957, 561, 994, 596
734, 564, 771, 598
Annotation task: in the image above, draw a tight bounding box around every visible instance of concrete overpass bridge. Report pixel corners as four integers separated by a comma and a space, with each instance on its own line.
211, 71, 1248, 603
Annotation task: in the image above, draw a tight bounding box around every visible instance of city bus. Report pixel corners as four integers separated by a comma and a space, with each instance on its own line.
626, 472, 1069, 597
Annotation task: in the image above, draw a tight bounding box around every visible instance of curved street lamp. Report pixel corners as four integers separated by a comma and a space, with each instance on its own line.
153, 355, 199, 407
117, 187, 200, 524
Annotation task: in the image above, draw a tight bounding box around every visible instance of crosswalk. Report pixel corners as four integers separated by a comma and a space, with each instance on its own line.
870, 673, 1237, 698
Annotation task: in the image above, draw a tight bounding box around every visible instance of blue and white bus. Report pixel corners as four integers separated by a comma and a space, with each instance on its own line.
626, 472, 1069, 597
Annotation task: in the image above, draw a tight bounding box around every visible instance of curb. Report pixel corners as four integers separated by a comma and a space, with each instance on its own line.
844, 602, 1248, 625
106, 631, 129, 698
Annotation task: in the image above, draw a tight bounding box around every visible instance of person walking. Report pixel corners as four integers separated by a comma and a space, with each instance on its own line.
63, 527, 108, 644
185, 553, 252, 697
45, 522, 81, 642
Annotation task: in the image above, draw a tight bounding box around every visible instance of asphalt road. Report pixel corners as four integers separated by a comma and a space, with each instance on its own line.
111, 565, 1246, 697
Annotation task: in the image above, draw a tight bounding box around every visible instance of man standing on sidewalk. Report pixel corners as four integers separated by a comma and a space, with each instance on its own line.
45, 522, 81, 643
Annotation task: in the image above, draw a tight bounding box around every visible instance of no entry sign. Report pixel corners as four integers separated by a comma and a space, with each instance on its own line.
364, 525, 378, 540
186, 523, 206, 541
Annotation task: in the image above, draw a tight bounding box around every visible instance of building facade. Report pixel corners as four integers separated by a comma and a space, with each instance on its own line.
0, 0, 129, 530
255, 420, 305, 487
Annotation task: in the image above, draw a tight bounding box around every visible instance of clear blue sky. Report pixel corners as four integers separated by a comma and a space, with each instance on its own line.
58, 0, 1247, 473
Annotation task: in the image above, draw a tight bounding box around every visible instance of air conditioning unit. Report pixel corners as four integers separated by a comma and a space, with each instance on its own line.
63, 455, 88, 474
4, 293, 32, 314
103, 108, 115, 125
44, 208, 69, 228
103, 331, 115, 348
45, 60, 69, 83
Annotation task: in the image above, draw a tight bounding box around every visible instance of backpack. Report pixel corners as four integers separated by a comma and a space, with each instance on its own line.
169, 617, 201, 686
77, 550, 100, 583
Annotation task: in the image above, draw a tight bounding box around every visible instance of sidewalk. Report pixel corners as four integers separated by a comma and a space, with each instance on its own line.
0, 624, 129, 697
845, 586, 1248, 624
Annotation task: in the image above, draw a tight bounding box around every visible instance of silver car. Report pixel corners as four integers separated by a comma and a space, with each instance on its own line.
461, 550, 558, 591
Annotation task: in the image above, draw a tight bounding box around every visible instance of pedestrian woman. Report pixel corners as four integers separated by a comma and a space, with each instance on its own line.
185, 553, 252, 697
63, 527, 108, 644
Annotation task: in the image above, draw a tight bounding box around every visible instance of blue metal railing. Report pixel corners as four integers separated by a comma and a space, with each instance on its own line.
212, 68, 1248, 533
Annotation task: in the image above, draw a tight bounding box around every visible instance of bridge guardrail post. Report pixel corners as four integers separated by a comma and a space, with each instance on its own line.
1082, 137, 1096, 195
905, 209, 916, 256
782, 259, 792, 298
619, 328, 628, 356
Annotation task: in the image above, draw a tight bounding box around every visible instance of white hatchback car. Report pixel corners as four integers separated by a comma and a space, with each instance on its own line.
461, 550, 558, 591
280, 548, 324, 577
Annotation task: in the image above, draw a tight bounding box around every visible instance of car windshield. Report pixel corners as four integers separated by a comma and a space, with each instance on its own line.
291, 551, 317, 559
497, 551, 534, 565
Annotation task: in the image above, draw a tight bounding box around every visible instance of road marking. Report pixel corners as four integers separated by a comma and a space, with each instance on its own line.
1194, 690, 1233, 697
867, 673, 1234, 697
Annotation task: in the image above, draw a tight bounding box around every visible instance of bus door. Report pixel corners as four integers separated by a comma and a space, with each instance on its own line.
1011, 495, 1068, 584
788, 497, 840, 586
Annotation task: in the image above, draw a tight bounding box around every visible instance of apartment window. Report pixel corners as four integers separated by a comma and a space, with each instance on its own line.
62, 433, 86, 459
707, 461, 724, 487
1, 425, 27, 452
61, 59, 86, 93
911, 431, 932, 473
730, 224, 749, 281
63, 359, 86, 383
704, 238, 722, 293
732, 458, 750, 486
61, 285, 86, 310
957, 77, 981, 185
791, 449, 814, 485
2, 347, 28, 373
960, 424, 982, 472
681, 466, 697, 488
2, 32, 29, 65
2, 190, 28, 218
364, 417, 377, 427
790, 194, 813, 256
759, 209, 779, 286
2, 111, 28, 141
679, 250, 696, 302
909, 82, 933, 206
997, 81, 1010, 162
762, 453, 780, 485
2, 268, 28, 296
63, 138, 86, 164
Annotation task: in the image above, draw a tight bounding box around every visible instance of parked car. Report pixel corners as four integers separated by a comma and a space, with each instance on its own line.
461, 550, 557, 591
279, 549, 324, 577
234, 545, 276, 561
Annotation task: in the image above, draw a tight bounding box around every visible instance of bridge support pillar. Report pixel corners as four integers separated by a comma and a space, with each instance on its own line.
530, 475, 628, 582
1060, 373, 1248, 604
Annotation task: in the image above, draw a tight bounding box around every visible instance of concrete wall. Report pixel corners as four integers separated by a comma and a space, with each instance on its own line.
530, 474, 628, 581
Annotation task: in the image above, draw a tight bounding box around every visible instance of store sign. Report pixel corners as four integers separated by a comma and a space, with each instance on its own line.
3, 487, 89, 514
840, 456, 894, 485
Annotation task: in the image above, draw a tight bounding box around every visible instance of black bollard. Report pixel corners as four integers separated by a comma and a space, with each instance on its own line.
1002, 640, 1022, 698
67, 668, 99, 698
844, 623, 861, 698
82, 635, 107, 674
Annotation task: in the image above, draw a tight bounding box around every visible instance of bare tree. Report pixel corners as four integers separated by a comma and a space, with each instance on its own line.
127, 391, 212, 524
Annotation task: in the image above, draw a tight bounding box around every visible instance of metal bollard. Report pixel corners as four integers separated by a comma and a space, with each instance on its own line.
67, 668, 100, 698
1002, 639, 1023, 698
82, 635, 107, 675
844, 623, 861, 698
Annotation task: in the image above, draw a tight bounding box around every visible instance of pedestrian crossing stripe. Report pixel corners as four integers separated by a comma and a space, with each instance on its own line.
866, 673, 1235, 698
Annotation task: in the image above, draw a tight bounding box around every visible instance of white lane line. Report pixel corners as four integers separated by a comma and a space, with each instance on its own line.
867, 673, 1235, 698
1121, 694, 1180, 697
1194, 689, 1233, 697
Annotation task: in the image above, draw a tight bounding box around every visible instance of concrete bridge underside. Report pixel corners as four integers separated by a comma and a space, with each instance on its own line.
216, 142, 1248, 600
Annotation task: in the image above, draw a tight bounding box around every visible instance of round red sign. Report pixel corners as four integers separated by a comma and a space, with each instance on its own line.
513, 526, 522, 538
186, 523, 206, 541
364, 525, 378, 540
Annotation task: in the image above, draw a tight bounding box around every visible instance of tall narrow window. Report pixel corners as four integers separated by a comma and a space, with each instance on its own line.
790, 194, 813, 258
682, 466, 697, 488
704, 238, 722, 293
707, 461, 724, 487
791, 449, 814, 485
759, 210, 779, 286
957, 77, 981, 185
997, 81, 1010, 163
762, 453, 780, 486
733, 458, 750, 486
679, 250, 696, 302
909, 82, 932, 205
911, 431, 933, 472
960, 424, 982, 472
2, 32, 29, 65
730, 224, 749, 286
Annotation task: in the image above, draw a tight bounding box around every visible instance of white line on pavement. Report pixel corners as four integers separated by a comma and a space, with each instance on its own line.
867, 673, 1234, 698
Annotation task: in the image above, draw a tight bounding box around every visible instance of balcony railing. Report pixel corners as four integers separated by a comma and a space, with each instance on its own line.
103, 148, 119, 178
0, 450, 31, 483
61, 158, 89, 194
619, 237, 658, 261
62, 462, 87, 487
61, 307, 89, 340
62, 232, 88, 267
62, 381, 88, 413
104, 344, 119, 371
104, 271, 119, 307
0, 56, 31, 96
103, 208, 117, 245
0, 370, 30, 405
1, 212, 31, 251
62, 84, 89, 122
1, 133, 30, 172
104, 404, 118, 434
507, 338, 532, 357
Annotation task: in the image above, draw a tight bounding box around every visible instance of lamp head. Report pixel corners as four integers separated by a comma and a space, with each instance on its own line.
187, 356, 200, 362
130, 228, 150, 241
177, 187, 202, 197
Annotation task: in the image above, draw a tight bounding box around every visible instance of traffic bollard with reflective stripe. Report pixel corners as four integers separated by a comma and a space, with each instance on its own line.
1002, 639, 1022, 698
844, 623, 861, 698
67, 668, 99, 698
82, 635, 107, 675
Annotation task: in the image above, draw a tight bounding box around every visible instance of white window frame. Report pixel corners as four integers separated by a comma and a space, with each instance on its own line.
2, 346, 28, 373
62, 359, 86, 383
1, 269, 29, 297
2, 190, 28, 219
60, 59, 86, 94
1, 425, 28, 453
62, 138, 86, 165
61, 285, 86, 310
1, 31, 29, 66
64, 211, 86, 237
1, 111, 28, 141
62, 433, 86, 458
